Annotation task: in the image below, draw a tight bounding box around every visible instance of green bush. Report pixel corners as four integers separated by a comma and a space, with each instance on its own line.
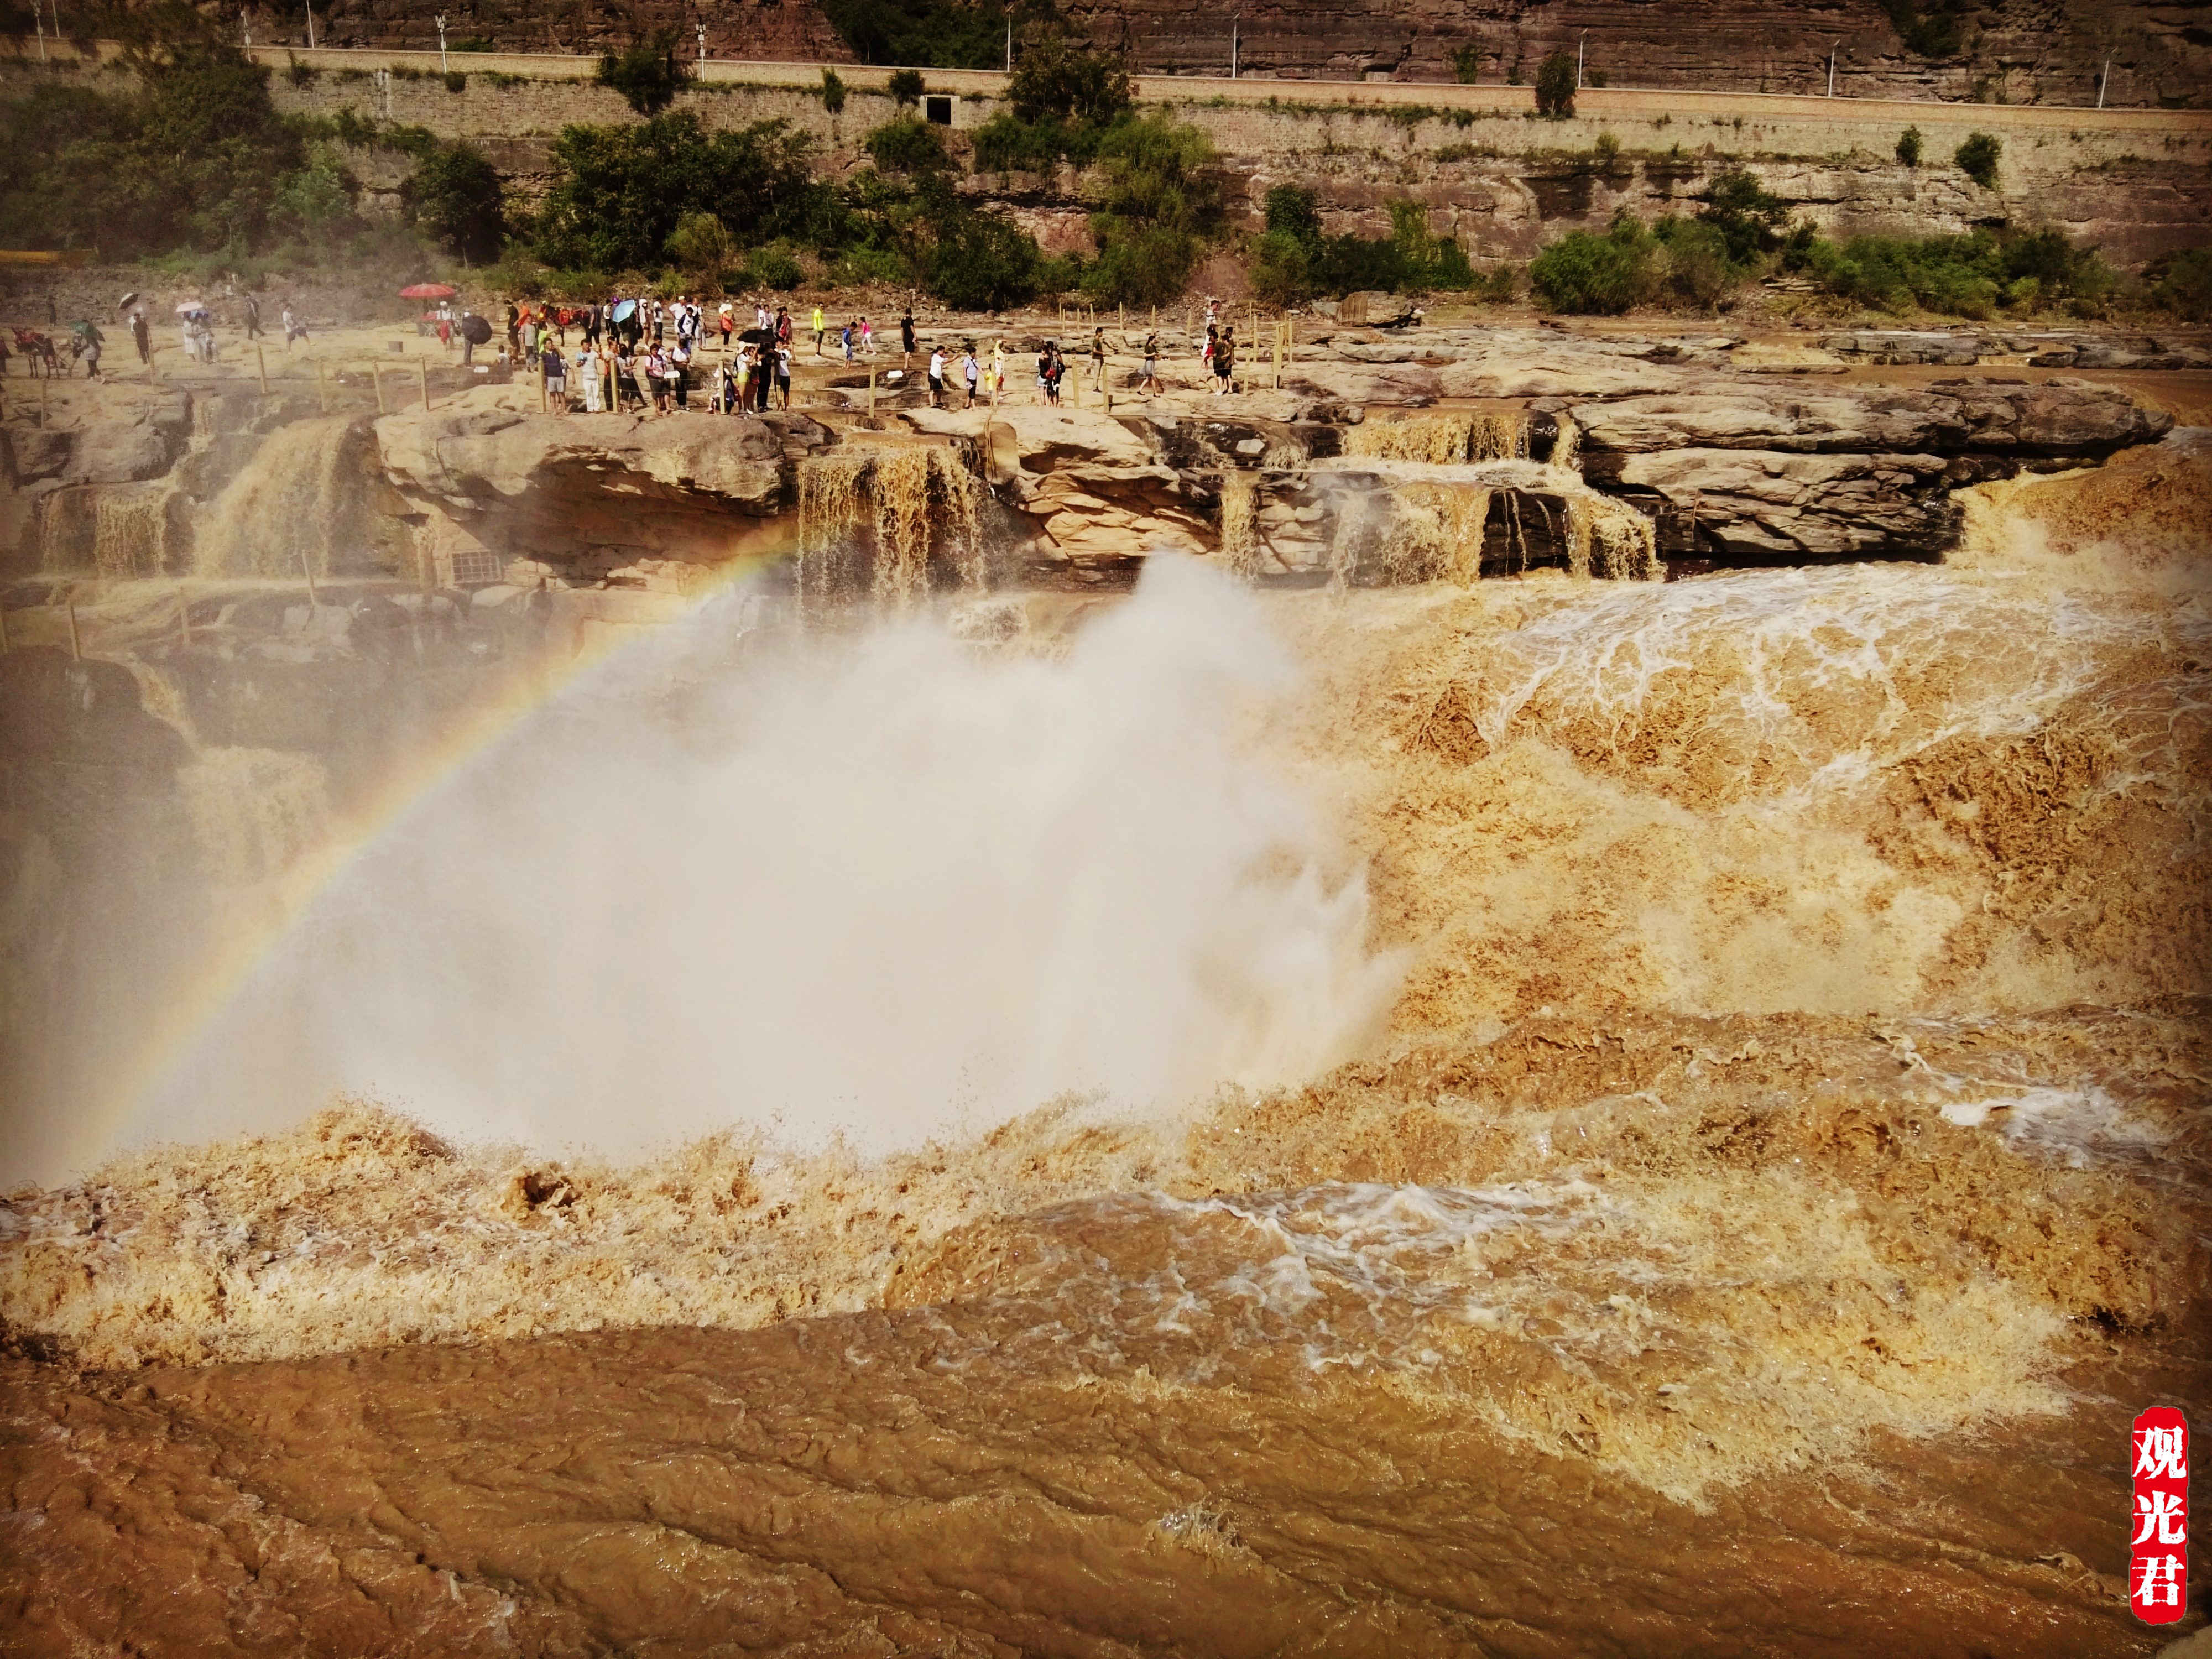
753, 243, 805, 289
925, 209, 1041, 309
1955, 131, 2001, 187
820, 67, 847, 114
1880, 0, 1966, 56
1264, 183, 1321, 243
1082, 111, 1218, 305
666, 210, 734, 274
887, 68, 925, 106
2148, 247, 2212, 320
1699, 167, 1789, 263
1479, 264, 1519, 302
865, 114, 947, 174
971, 110, 1108, 170
597, 33, 686, 116
534, 111, 821, 270
1798, 226, 2113, 318
1650, 215, 1739, 307
443, 70, 467, 93
1008, 38, 1131, 124
400, 136, 507, 263
1530, 217, 1653, 313
1896, 125, 1922, 166
1249, 228, 1315, 306
1451, 43, 1483, 84
1535, 50, 1576, 118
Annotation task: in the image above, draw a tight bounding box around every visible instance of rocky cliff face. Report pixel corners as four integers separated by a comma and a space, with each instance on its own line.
246, 0, 2207, 106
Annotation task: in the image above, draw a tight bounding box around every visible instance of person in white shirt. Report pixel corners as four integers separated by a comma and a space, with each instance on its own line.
927, 346, 946, 408
961, 346, 979, 408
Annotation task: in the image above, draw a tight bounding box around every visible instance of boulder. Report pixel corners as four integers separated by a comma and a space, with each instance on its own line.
1570, 378, 2168, 459
1821, 330, 1988, 365
1283, 362, 1444, 404
1439, 353, 1697, 400
1604, 448, 1960, 559
1338, 291, 1417, 327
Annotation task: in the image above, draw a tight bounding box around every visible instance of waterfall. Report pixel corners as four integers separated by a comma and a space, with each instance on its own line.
195, 415, 382, 580
1345, 411, 1530, 465
1219, 471, 1262, 579
1551, 411, 1583, 474
795, 445, 990, 611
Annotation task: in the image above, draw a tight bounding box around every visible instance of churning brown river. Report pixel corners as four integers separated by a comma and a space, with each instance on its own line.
3, 440, 2209, 1656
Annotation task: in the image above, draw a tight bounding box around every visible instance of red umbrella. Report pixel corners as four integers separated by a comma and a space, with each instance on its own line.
400, 283, 458, 299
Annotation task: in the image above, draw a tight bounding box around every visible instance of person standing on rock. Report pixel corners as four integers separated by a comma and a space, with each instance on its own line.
130, 308, 151, 367
775, 339, 792, 409
962, 343, 980, 408
72, 318, 103, 378
1090, 327, 1108, 392
1139, 331, 1159, 397
989, 338, 1006, 400
1212, 326, 1235, 395
927, 343, 946, 408
812, 303, 826, 356
901, 309, 916, 357
283, 304, 309, 351
243, 292, 263, 340
544, 337, 567, 413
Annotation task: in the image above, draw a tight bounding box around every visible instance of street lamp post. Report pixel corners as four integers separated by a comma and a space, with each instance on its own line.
305, 0, 315, 49
2097, 56, 2111, 108
435, 13, 447, 71
1232, 15, 1239, 79
1577, 30, 1585, 89
696, 21, 706, 69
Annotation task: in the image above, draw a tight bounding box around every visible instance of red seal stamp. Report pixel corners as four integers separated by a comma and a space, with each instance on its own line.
2131, 1407, 2189, 1625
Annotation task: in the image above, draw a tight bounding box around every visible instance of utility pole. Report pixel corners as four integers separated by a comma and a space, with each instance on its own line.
1577, 30, 1585, 89
2097, 55, 2111, 108
696, 20, 706, 70
1232, 14, 1239, 79
1004, 15, 1011, 72
33, 0, 43, 61
1827, 46, 1836, 96
305, 0, 314, 48
435, 12, 447, 71
242, 6, 250, 49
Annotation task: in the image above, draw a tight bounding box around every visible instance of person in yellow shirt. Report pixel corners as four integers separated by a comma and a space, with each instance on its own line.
812, 304, 827, 356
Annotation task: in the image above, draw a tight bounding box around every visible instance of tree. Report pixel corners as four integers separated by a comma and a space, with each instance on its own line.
665, 210, 734, 275
888, 68, 925, 106
401, 138, 505, 262
1896, 125, 1922, 166
1007, 37, 1131, 124
1955, 131, 2001, 188
865, 114, 947, 174
1263, 184, 1322, 246
1698, 168, 1789, 263
926, 210, 1042, 309
1452, 43, 1483, 84
597, 32, 687, 116
534, 112, 820, 270
1535, 50, 1576, 118
1083, 112, 1217, 305
820, 67, 847, 114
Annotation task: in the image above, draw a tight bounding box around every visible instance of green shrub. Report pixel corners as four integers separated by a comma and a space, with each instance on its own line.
1698, 167, 1789, 263
1433, 236, 1475, 290
666, 210, 734, 274
1535, 50, 1575, 118
1006, 38, 1130, 125
820, 67, 847, 114
1264, 184, 1321, 244
400, 135, 506, 262
865, 114, 947, 174
1592, 131, 1621, 169
272, 140, 359, 235
925, 208, 1041, 309
1249, 228, 1315, 306
597, 33, 686, 116
2148, 247, 2212, 320
534, 111, 820, 270
753, 243, 805, 289
443, 70, 467, 93
1452, 43, 1483, 84
1530, 217, 1653, 313
1479, 264, 1519, 302
1955, 131, 2001, 187
1650, 215, 1739, 307
1896, 125, 1922, 166
887, 67, 925, 106
1798, 226, 2112, 318
286, 57, 318, 87
1083, 112, 1219, 305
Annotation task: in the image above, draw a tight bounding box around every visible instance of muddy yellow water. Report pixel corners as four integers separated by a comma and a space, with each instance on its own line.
3, 435, 2209, 1654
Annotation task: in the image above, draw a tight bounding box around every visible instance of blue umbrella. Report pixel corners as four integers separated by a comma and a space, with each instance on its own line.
611, 299, 638, 322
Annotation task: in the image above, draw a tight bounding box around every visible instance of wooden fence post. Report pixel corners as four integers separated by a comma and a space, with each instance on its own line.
301, 550, 320, 608
65, 599, 81, 661
257, 343, 269, 394
372, 367, 387, 415
314, 359, 328, 413
420, 359, 432, 411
